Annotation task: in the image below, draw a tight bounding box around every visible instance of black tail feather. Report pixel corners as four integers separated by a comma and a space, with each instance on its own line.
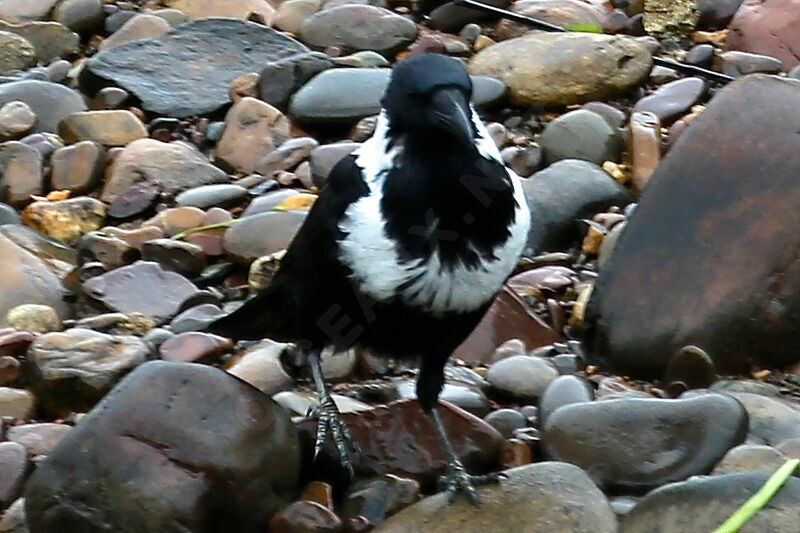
202, 290, 289, 341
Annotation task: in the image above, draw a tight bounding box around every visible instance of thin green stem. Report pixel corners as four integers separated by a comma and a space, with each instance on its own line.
712, 458, 799, 533
171, 220, 238, 240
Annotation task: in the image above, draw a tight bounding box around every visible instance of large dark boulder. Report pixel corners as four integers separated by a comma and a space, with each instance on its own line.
585, 74, 800, 376
25, 361, 301, 532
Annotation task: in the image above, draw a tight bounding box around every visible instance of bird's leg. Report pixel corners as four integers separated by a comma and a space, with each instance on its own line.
426, 406, 501, 505
308, 349, 362, 477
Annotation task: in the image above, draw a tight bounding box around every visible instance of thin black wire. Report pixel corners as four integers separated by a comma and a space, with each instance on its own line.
453, 0, 735, 84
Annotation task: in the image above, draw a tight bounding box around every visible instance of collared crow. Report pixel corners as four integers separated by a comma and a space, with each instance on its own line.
205, 53, 531, 503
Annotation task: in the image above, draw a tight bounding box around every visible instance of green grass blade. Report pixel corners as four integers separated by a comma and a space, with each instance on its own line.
563, 23, 603, 33
712, 458, 800, 533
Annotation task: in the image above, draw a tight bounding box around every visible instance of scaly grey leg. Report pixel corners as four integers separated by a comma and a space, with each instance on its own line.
427, 406, 501, 505
308, 349, 361, 477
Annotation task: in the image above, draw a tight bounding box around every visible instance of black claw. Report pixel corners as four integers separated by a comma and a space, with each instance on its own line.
311, 397, 361, 477
438, 460, 500, 506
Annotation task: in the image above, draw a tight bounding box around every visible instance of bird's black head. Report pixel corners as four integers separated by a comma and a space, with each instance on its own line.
381, 53, 475, 147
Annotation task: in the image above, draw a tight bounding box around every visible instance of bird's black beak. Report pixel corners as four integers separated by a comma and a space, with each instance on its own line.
430, 88, 474, 146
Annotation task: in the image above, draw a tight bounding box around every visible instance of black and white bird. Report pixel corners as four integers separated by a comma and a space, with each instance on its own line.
206, 53, 530, 503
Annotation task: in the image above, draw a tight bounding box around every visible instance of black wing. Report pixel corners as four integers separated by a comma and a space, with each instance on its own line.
204, 155, 369, 343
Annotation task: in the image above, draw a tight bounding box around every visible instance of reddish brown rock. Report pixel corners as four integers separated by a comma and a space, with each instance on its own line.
453, 286, 560, 363
215, 97, 291, 174
585, 75, 800, 376
25, 361, 301, 532
101, 138, 227, 203
725, 0, 800, 71
301, 399, 503, 490
7, 423, 71, 457
158, 332, 233, 363
82, 261, 200, 322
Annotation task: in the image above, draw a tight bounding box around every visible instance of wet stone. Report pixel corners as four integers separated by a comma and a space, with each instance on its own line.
483, 408, 527, 439
620, 472, 800, 533
175, 184, 247, 209
301, 399, 502, 489
711, 443, 789, 476
101, 138, 227, 204
82, 261, 200, 323
469, 33, 652, 106
222, 211, 306, 262
0, 101, 36, 141
718, 51, 783, 77
0, 32, 36, 74
453, 286, 560, 363
163, 0, 274, 20
77, 231, 138, 270
27, 328, 148, 414
107, 181, 160, 219
144, 206, 206, 237
685, 43, 714, 67
50, 141, 106, 194
22, 197, 106, 244
98, 14, 170, 51
0, 387, 35, 419
269, 500, 343, 533
86, 19, 309, 117
0, 141, 43, 207
7, 422, 70, 456
256, 137, 319, 175
343, 474, 419, 524
539, 109, 623, 166
0, 21, 77, 64
662, 345, 716, 390
486, 355, 558, 402
0, 203, 20, 225
258, 51, 334, 110
725, 392, 800, 445
51, 0, 104, 35
272, 0, 322, 34
215, 97, 291, 174
538, 375, 594, 427
309, 143, 360, 187
141, 238, 207, 276
377, 462, 617, 533
543, 394, 747, 490
0, 497, 26, 532
522, 159, 633, 254
25, 361, 302, 532
631, 77, 705, 123
58, 110, 147, 147
0, 81, 86, 134
158, 331, 232, 363
0, 442, 27, 507
299, 5, 417, 56
396, 380, 489, 417
0, 0, 60, 24
724, 0, 800, 71
6, 304, 60, 333
0, 356, 21, 385
225, 340, 293, 396
585, 75, 800, 376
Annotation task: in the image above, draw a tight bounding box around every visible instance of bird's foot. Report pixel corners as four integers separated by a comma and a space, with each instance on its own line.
438, 460, 503, 505
312, 396, 362, 477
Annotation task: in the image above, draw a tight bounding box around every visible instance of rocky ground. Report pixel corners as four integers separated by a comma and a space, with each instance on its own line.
0, 0, 799, 531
